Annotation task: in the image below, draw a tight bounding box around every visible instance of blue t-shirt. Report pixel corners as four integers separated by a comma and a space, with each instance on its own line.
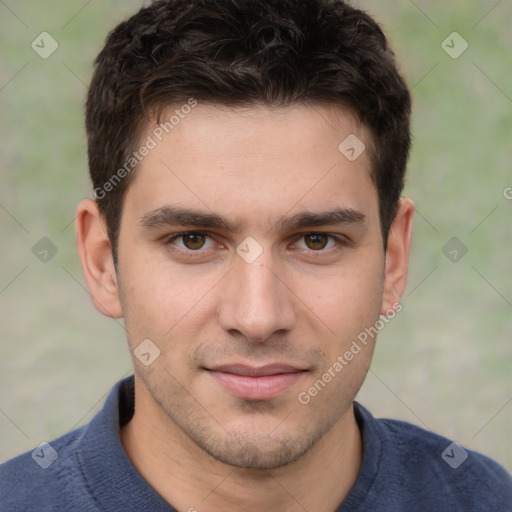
1, 376, 511, 511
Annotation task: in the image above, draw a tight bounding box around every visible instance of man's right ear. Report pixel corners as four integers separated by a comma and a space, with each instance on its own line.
75, 199, 123, 319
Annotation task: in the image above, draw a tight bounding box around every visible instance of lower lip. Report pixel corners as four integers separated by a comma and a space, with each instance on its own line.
207, 370, 306, 400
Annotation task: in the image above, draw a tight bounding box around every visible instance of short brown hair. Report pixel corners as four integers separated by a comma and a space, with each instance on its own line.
86, 0, 411, 263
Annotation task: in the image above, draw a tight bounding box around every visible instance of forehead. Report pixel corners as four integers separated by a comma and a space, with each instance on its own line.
124, 103, 378, 227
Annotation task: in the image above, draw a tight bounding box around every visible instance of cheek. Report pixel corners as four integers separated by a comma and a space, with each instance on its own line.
116, 249, 170, 340
116, 248, 219, 342
296, 257, 384, 339
295, 264, 383, 410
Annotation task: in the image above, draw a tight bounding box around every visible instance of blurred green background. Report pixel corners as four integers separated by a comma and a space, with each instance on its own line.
1, 0, 511, 472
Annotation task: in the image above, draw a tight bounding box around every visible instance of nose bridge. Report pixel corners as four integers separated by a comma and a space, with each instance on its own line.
218, 246, 295, 342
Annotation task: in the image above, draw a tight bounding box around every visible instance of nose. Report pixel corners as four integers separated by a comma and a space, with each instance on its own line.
218, 253, 297, 343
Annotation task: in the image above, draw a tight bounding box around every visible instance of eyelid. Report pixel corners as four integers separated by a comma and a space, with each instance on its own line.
291, 232, 351, 251
164, 231, 219, 253
163, 230, 350, 256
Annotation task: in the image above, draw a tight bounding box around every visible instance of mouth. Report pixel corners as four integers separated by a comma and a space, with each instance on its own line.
204, 364, 308, 400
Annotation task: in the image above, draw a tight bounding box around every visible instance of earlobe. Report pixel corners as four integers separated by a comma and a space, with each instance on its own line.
75, 199, 123, 319
380, 198, 414, 315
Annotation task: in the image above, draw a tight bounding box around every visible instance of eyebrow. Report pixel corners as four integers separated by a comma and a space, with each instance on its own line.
139, 206, 366, 232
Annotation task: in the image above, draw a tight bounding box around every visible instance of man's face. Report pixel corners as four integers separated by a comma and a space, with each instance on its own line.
116, 104, 388, 469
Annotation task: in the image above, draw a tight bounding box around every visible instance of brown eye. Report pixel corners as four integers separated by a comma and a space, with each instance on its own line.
182, 233, 207, 250
304, 234, 329, 250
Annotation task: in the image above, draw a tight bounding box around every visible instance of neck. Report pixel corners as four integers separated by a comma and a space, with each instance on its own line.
121, 381, 362, 512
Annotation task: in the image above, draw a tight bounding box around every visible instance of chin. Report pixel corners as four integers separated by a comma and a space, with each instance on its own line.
191, 426, 321, 470
208, 442, 310, 470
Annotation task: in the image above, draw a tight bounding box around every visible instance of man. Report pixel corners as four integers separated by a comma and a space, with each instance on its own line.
1, 0, 511, 510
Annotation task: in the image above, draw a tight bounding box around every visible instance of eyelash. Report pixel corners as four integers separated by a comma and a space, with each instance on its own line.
163, 231, 349, 259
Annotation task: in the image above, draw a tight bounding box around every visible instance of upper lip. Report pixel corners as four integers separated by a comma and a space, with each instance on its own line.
206, 364, 306, 377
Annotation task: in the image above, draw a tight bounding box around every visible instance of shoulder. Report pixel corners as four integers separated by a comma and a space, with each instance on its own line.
0, 426, 96, 511
354, 402, 512, 511
0, 377, 132, 511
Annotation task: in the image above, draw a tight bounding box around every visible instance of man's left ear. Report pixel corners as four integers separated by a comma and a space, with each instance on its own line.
380, 198, 414, 315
